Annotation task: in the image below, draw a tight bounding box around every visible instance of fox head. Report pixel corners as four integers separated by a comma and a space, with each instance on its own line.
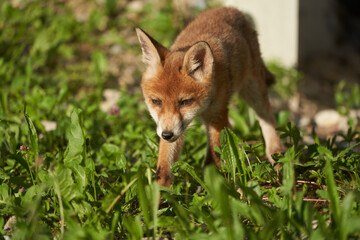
136, 28, 215, 142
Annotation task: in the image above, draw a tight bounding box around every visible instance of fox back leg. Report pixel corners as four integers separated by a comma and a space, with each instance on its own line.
239, 72, 282, 165
236, 22, 282, 164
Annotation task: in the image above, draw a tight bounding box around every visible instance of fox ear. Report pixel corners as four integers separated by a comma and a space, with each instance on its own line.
136, 28, 168, 76
183, 41, 214, 82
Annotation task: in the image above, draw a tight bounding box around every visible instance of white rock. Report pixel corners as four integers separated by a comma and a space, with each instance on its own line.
109, 45, 123, 56
299, 116, 311, 128
314, 109, 348, 131
41, 120, 57, 132
288, 92, 300, 113
127, 0, 144, 12
303, 135, 315, 145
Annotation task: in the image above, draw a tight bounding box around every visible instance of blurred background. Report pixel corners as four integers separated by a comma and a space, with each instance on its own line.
1, 0, 359, 139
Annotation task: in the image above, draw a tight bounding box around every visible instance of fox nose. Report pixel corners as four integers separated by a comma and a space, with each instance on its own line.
161, 131, 174, 140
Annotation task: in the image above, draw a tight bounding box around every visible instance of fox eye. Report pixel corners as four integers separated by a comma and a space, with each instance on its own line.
179, 98, 193, 107
151, 99, 162, 106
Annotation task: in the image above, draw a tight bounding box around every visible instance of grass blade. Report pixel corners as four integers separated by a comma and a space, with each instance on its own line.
221, 128, 247, 186
324, 158, 340, 233
23, 105, 38, 184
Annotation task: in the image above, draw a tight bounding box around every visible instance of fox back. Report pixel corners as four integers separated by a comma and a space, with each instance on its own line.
136, 7, 282, 188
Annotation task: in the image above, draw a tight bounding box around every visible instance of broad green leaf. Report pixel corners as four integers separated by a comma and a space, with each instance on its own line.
22, 185, 39, 207
64, 109, 85, 165
101, 143, 126, 171
53, 167, 82, 203
221, 128, 247, 186
221, 129, 238, 185
68, 162, 86, 191
0, 184, 10, 202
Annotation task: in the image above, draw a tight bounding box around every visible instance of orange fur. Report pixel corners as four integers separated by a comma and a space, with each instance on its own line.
136, 7, 283, 188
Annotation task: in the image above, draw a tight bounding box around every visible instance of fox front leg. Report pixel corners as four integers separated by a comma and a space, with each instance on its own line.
203, 109, 231, 167
156, 137, 184, 187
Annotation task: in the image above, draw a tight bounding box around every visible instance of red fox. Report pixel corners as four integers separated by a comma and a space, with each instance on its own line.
136, 7, 282, 187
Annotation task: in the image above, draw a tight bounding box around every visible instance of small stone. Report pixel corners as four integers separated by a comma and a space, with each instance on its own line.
314, 109, 348, 132
299, 116, 311, 128
127, 0, 144, 12
303, 135, 315, 145
288, 92, 300, 113
109, 45, 123, 56
41, 120, 57, 132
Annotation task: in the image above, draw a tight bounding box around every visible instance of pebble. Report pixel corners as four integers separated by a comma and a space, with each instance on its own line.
314, 109, 348, 132
41, 120, 57, 132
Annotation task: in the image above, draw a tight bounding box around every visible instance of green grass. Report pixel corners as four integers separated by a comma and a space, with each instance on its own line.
1, 1, 360, 239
